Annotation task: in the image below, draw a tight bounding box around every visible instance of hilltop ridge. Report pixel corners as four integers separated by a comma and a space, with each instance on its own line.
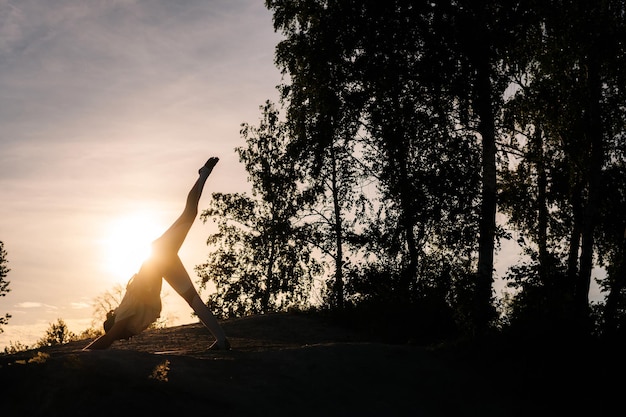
2, 312, 612, 416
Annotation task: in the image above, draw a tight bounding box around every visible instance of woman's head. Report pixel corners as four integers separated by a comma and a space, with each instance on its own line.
103, 309, 116, 333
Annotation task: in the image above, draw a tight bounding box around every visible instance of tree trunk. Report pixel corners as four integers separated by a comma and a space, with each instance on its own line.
382, 94, 419, 301
474, 54, 497, 333
602, 228, 626, 340
535, 127, 549, 287
575, 55, 604, 333
329, 144, 344, 310
262, 241, 276, 313
395, 137, 419, 301
566, 184, 583, 293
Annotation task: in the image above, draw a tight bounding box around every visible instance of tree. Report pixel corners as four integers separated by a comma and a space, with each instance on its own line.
268, 0, 482, 325
596, 113, 626, 339
36, 318, 77, 347
599, 205, 626, 340
270, 0, 370, 310
0, 241, 11, 333
3, 340, 29, 355
438, 0, 541, 334
497, 3, 574, 332
498, 0, 626, 337
263, 0, 626, 341
197, 102, 320, 317
92, 283, 125, 326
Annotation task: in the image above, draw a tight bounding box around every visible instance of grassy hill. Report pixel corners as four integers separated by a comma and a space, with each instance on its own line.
0, 312, 620, 416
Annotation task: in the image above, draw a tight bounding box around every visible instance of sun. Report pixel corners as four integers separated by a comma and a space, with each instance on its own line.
101, 212, 163, 282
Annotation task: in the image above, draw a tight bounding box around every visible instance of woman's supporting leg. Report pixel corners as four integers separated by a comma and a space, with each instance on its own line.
162, 255, 229, 349
188, 289, 230, 350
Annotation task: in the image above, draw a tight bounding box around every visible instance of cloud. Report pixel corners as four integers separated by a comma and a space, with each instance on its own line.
0, 1, 25, 54
14, 302, 42, 308
0, 0, 281, 184
15, 302, 57, 309
70, 302, 91, 310
0, 0, 279, 119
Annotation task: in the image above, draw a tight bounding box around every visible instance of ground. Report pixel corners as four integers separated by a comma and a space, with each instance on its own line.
0, 312, 619, 416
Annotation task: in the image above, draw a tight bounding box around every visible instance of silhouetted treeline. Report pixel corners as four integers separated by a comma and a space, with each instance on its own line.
197, 0, 626, 344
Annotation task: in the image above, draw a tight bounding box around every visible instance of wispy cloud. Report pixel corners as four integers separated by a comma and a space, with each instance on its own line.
15, 302, 57, 309
70, 302, 91, 310
0, 1, 25, 54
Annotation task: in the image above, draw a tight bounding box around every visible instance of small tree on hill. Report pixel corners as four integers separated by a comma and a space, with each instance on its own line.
0, 241, 11, 333
36, 318, 77, 347
197, 101, 320, 317
91, 283, 125, 327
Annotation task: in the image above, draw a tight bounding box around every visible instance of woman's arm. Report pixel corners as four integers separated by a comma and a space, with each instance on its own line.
83, 317, 133, 350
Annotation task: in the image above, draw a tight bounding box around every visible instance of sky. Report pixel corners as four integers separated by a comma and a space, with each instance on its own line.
0, 0, 284, 349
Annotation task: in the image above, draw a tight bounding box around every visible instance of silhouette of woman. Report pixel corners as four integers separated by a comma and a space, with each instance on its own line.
84, 157, 230, 350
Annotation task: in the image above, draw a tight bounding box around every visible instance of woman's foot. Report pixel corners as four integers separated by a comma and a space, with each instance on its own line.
199, 157, 219, 176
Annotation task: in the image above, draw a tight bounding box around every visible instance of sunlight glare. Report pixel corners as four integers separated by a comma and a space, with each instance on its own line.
102, 212, 163, 282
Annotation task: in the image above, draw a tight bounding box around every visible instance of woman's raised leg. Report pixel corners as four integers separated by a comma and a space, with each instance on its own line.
152, 157, 219, 254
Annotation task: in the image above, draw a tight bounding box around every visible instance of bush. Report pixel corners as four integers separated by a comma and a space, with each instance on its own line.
36, 318, 78, 347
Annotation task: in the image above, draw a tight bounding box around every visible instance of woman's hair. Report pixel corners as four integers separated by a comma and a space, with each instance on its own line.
103, 309, 116, 333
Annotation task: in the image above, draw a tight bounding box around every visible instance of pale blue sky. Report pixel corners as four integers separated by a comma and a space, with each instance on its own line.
0, 0, 283, 348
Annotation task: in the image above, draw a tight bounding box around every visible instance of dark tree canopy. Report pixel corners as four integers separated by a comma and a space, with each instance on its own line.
197, 102, 320, 318
197, 0, 626, 343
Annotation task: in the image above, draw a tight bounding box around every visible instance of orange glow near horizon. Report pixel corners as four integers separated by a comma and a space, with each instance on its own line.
101, 212, 164, 283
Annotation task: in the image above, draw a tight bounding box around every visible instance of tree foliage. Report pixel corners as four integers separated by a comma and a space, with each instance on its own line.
197, 102, 321, 318
268, 0, 486, 335
91, 283, 125, 327
195, 0, 626, 343
36, 318, 77, 347
497, 0, 626, 337
0, 241, 11, 332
